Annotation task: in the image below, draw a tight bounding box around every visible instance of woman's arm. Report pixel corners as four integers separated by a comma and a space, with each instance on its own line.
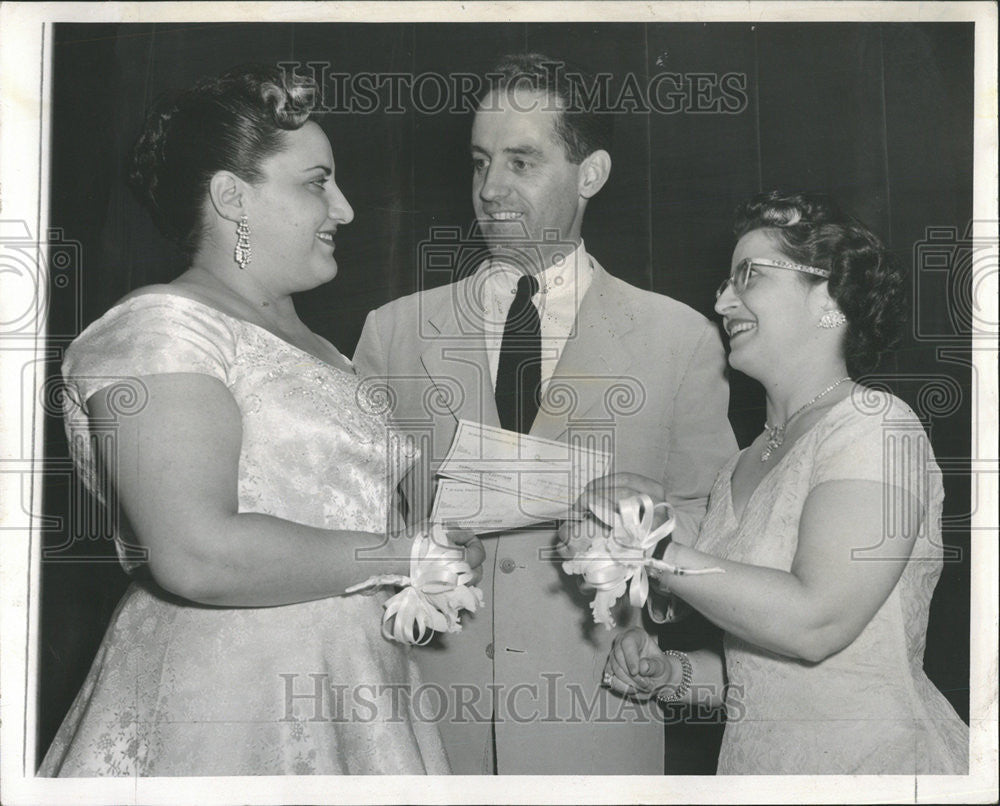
90, 372, 482, 607
658, 479, 920, 663
604, 627, 726, 709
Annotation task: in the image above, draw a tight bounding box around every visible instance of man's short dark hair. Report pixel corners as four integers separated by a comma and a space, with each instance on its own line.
481, 53, 613, 164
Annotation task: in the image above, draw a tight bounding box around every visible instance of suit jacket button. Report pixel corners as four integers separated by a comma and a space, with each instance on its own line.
485, 642, 494, 659
499, 558, 516, 573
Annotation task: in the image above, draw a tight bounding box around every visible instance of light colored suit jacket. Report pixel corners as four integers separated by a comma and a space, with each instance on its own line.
354, 255, 736, 774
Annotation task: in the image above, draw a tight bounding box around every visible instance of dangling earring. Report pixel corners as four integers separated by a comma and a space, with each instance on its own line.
234, 215, 252, 270
818, 309, 847, 329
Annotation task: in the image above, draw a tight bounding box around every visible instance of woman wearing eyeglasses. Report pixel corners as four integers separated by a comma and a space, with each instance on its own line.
586, 191, 968, 774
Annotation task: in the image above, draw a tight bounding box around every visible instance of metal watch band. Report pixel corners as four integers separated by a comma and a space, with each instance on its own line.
654, 649, 693, 704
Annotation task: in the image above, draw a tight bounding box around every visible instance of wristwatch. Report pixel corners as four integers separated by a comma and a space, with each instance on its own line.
654, 649, 692, 704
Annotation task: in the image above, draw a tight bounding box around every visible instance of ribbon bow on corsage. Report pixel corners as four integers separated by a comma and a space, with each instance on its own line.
562, 494, 724, 629
346, 526, 484, 645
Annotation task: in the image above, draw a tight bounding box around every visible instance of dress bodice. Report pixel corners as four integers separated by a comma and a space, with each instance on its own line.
694, 390, 967, 774
61, 293, 414, 571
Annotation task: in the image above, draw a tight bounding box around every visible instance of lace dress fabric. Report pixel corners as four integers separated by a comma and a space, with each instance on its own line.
39, 293, 449, 776
695, 391, 968, 774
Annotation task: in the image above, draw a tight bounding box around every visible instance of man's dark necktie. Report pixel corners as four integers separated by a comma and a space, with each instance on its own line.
495, 274, 541, 433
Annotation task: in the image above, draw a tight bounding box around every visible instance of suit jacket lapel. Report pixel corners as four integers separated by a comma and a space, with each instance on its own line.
530, 258, 638, 441
420, 278, 501, 429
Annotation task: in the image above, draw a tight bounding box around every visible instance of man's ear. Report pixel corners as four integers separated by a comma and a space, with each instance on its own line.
208, 171, 248, 223
578, 149, 611, 200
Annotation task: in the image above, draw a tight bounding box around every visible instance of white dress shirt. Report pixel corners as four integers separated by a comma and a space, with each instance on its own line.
480, 240, 594, 393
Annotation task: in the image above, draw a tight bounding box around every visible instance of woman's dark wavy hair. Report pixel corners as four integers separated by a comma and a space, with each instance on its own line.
733, 190, 905, 377
128, 64, 317, 257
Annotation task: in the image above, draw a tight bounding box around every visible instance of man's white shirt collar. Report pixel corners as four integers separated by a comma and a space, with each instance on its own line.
481, 240, 592, 303
480, 241, 595, 389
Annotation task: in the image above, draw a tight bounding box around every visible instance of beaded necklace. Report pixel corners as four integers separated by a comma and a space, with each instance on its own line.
761, 376, 851, 461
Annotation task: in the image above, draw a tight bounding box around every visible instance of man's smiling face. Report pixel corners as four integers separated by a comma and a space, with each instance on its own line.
471, 87, 585, 271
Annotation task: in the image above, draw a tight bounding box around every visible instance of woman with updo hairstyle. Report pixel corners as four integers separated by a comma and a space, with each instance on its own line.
731, 191, 906, 379
570, 191, 968, 773
39, 64, 481, 776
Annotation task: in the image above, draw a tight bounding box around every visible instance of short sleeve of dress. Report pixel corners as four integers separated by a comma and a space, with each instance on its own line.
63, 295, 236, 406
811, 390, 936, 500
60, 295, 239, 543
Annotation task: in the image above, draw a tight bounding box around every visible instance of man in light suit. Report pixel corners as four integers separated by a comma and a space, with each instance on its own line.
353, 54, 736, 774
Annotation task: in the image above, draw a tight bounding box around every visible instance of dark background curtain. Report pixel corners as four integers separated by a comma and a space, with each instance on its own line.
40, 21, 974, 771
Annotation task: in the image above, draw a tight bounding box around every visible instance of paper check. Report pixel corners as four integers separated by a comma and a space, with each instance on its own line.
430, 420, 611, 531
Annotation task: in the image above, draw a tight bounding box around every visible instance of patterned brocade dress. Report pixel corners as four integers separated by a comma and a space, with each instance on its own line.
39, 293, 449, 776
694, 391, 968, 774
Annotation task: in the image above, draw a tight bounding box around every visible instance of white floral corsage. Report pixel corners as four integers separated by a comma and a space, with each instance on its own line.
561, 494, 724, 629
346, 525, 484, 645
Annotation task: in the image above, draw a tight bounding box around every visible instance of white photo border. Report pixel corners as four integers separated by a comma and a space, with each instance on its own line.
1, 2, 996, 804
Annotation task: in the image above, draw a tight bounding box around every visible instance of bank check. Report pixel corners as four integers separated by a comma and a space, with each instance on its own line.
429, 420, 611, 531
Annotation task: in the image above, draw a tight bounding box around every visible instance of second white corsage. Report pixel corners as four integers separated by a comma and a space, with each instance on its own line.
562, 494, 725, 629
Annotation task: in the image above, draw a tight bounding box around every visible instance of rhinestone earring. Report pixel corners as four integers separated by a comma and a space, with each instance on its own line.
234, 215, 252, 270
818, 309, 847, 329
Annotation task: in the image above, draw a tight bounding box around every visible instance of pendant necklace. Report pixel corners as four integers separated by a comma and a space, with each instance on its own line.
761, 376, 851, 462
